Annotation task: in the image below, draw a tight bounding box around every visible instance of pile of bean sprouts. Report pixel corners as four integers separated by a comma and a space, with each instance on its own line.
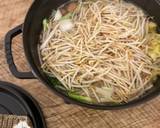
40, 0, 158, 103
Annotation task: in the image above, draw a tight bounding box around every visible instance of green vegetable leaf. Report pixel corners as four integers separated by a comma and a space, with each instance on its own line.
48, 77, 66, 90
48, 76, 92, 103
49, 77, 61, 85
60, 12, 73, 21
68, 91, 93, 103
148, 34, 160, 61
148, 22, 157, 33
43, 18, 49, 31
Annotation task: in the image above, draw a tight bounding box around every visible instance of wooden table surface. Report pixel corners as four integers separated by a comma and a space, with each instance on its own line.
0, 0, 160, 128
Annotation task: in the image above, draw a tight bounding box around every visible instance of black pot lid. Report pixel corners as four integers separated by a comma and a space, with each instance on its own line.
0, 81, 46, 128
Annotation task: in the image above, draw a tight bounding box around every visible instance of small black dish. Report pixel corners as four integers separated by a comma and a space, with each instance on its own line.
0, 81, 46, 128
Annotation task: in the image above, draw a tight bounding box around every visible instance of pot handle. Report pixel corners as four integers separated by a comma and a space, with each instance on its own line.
5, 24, 36, 79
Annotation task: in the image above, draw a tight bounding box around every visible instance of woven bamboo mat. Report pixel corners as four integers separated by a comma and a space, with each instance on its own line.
0, 0, 160, 128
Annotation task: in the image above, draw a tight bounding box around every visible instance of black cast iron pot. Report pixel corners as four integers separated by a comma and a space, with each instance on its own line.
4, 0, 160, 109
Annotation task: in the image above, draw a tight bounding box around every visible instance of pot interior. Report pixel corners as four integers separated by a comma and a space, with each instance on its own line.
23, 0, 160, 109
